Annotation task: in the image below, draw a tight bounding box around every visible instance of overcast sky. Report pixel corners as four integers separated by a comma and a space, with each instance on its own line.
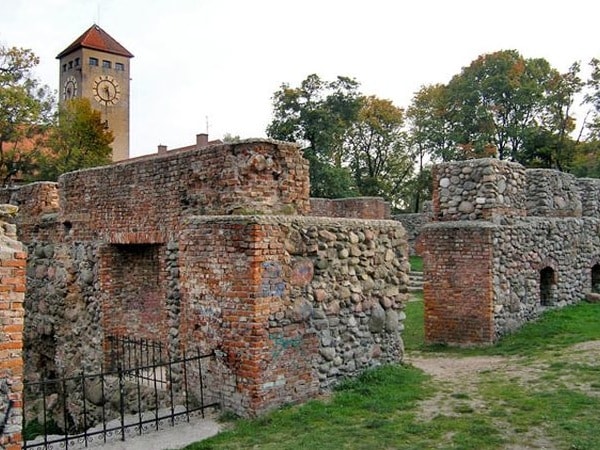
1, 0, 599, 157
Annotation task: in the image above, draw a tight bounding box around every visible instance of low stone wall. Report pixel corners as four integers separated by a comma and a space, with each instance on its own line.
0, 213, 26, 450
25, 240, 103, 381
578, 178, 600, 218
310, 197, 390, 220
492, 217, 600, 338
179, 215, 408, 416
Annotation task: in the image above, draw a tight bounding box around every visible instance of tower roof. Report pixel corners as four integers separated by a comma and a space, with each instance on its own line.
56, 24, 134, 59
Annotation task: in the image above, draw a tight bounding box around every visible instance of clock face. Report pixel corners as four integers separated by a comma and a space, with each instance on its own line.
63, 76, 78, 100
93, 75, 121, 105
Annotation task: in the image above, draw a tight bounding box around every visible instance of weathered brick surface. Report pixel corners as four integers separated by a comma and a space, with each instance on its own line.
310, 197, 390, 219
418, 223, 495, 345
0, 220, 26, 450
58, 139, 310, 242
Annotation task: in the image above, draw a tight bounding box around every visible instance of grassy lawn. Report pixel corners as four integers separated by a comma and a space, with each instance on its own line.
186, 301, 600, 450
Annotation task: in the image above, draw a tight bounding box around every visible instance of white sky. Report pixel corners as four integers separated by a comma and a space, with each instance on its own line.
1, 0, 599, 157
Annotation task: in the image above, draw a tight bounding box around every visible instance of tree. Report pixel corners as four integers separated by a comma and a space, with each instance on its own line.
37, 98, 113, 181
344, 96, 412, 207
407, 84, 456, 162
0, 45, 53, 185
584, 58, 600, 140
446, 50, 555, 161
267, 74, 361, 197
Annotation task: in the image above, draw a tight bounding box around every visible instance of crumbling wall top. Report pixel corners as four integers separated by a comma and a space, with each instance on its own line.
526, 169, 582, 218
55, 140, 310, 242
432, 158, 527, 221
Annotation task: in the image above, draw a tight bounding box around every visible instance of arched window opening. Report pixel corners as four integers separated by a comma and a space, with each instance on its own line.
592, 264, 600, 294
540, 267, 556, 306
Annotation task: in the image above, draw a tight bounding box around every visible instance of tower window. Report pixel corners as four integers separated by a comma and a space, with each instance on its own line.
102, 60, 112, 68
74, 57, 80, 67
89, 57, 98, 66
68, 61, 73, 69
62, 64, 67, 72
115, 62, 125, 71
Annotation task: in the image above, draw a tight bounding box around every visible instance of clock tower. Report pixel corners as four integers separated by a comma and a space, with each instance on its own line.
57, 24, 133, 161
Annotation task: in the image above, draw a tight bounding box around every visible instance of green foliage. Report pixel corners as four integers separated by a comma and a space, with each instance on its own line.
345, 96, 413, 207
267, 74, 362, 198
36, 98, 113, 181
446, 50, 557, 161
0, 45, 54, 185
23, 418, 61, 440
222, 133, 241, 143
303, 149, 357, 198
267, 74, 414, 206
569, 140, 600, 178
406, 50, 599, 174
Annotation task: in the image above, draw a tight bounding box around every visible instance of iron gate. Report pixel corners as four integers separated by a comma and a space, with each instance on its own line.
23, 337, 218, 449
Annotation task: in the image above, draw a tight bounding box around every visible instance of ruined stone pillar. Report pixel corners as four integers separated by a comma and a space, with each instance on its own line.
0, 205, 26, 450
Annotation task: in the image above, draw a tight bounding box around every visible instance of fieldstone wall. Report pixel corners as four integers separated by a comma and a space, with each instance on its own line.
492, 217, 600, 338
0, 207, 26, 450
432, 158, 527, 222
526, 169, 582, 217
578, 178, 600, 217
179, 216, 408, 416
25, 240, 103, 380
419, 158, 600, 345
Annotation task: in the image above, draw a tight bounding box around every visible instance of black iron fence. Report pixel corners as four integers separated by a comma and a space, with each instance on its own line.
23, 337, 218, 450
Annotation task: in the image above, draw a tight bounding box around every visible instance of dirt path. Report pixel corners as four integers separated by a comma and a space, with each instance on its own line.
404, 341, 600, 449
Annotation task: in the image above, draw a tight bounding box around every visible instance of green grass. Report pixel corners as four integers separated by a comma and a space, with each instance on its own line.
185, 301, 600, 450
424, 301, 600, 357
403, 292, 424, 352
409, 255, 423, 272
185, 366, 506, 450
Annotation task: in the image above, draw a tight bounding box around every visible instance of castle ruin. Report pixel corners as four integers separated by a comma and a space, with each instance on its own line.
417, 158, 600, 345
0, 138, 408, 444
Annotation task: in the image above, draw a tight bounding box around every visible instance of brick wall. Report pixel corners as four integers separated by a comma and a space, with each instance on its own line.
309, 197, 390, 219
0, 219, 26, 450
3, 138, 408, 419
100, 244, 170, 342
58, 139, 310, 242
418, 223, 495, 345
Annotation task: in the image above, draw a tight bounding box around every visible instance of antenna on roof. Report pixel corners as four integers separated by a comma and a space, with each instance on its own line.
96, 1, 101, 25
205, 116, 209, 135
